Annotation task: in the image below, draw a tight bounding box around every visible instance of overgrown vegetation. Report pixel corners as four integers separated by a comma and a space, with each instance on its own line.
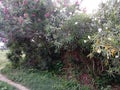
0, 50, 9, 70
0, 0, 120, 90
1, 67, 90, 90
0, 51, 89, 90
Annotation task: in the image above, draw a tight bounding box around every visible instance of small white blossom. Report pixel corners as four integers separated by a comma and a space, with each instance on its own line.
98, 19, 101, 23
98, 28, 102, 32
107, 56, 109, 59
60, 8, 66, 13
60, 10, 63, 12
69, 12, 72, 15
97, 49, 101, 53
75, 10, 81, 14
105, 27, 108, 29
31, 39, 35, 42
94, 18, 97, 20
68, 33, 71, 36
88, 35, 91, 39
108, 37, 112, 40
75, 22, 78, 25
62, 7, 66, 12
84, 40, 87, 43
115, 55, 119, 58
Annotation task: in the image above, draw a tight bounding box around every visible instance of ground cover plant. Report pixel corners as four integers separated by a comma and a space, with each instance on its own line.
0, 50, 9, 70
1, 67, 90, 90
0, 81, 16, 90
0, 51, 89, 90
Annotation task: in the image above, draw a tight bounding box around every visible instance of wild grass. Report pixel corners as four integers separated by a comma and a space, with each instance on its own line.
0, 50, 10, 70
0, 50, 90, 90
1, 68, 87, 90
0, 81, 16, 90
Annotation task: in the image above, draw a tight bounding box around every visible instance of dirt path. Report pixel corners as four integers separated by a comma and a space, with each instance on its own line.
0, 74, 29, 90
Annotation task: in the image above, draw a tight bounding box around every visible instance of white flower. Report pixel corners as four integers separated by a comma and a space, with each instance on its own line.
94, 18, 97, 20
68, 33, 71, 36
88, 35, 91, 39
97, 49, 101, 53
108, 37, 112, 41
60, 10, 63, 13
115, 55, 119, 58
84, 40, 87, 43
75, 22, 78, 25
98, 20, 101, 23
98, 28, 102, 32
107, 56, 109, 59
69, 12, 72, 15
105, 27, 108, 29
62, 7, 66, 12
31, 39, 35, 42
75, 10, 81, 14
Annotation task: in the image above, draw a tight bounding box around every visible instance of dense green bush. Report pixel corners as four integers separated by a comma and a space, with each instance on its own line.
88, 0, 120, 88
2, 0, 94, 72
89, 0, 120, 75
95, 73, 120, 88
1, 0, 61, 71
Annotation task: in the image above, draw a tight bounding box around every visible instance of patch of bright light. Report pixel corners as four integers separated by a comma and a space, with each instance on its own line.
80, 0, 102, 14
0, 1, 4, 8
52, 0, 107, 14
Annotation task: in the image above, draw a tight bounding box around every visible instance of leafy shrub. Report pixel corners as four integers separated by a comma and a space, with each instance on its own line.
88, 0, 120, 88
3, 0, 94, 73
2, 0, 62, 71
95, 72, 120, 90
54, 14, 93, 50
89, 0, 120, 75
